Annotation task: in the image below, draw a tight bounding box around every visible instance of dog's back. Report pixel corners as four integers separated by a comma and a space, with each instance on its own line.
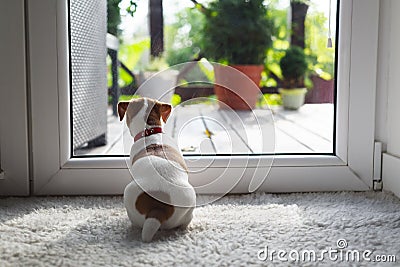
119, 98, 196, 242
124, 150, 195, 242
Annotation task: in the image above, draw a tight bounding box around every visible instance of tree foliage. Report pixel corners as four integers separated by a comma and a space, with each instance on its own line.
165, 7, 205, 66
305, 12, 335, 80
107, 0, 138, 36
107, 0, 122, 36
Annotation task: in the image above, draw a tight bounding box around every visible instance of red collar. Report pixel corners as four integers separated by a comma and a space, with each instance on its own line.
134, 127, 163, 142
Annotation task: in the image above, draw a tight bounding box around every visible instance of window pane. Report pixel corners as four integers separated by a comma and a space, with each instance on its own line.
70, 0, 337, 156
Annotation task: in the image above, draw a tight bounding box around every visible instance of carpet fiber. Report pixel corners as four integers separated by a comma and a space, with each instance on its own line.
1, 192, 400, 266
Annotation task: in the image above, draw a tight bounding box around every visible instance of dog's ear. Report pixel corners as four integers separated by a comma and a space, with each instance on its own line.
118, 101, 130, 121
158, 103, 172, 123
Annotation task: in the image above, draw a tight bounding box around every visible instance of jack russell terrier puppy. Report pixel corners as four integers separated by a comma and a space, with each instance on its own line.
118, 97, 196, 242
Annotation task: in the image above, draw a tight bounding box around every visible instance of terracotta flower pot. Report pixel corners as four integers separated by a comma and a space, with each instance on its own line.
214, 65, 264, 110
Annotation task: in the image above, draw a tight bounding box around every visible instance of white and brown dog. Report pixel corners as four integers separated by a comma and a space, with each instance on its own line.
118, 97, 196, 242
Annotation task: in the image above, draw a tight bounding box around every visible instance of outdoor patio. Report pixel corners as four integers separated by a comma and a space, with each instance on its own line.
75, 103, 334, 156
71, 0, 337, 157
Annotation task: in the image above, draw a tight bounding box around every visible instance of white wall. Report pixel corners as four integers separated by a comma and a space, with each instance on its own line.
0, 0, 30, 195
375, 0, 390, 146
385, 2, 400, 158
377, 0, 400, 197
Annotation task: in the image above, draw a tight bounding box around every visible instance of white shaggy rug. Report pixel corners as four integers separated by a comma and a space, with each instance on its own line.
1, 192, 400, 266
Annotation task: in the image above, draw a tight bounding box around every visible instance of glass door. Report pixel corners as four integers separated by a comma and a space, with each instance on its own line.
73, 0, 337, 157
28, 0, 379, 195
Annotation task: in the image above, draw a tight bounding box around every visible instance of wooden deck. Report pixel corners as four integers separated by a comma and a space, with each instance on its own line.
75, 103, 334, 156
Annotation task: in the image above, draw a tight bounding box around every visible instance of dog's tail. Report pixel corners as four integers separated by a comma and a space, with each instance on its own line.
142, 209, 168, 242
136, 191, 174, 242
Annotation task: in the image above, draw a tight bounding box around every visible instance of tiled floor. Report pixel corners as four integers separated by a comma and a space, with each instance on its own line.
75, 103, 334, 156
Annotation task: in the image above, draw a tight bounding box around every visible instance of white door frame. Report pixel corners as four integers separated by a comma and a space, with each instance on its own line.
0, 0, 30, 196
28, 0, 379, 195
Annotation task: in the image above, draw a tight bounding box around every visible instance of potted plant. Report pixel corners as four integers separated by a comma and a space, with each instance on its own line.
201, 0, 273, 110
279, 46, 308, 110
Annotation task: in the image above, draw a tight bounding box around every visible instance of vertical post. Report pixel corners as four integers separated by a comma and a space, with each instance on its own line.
290, 0, 309, 49
149, 0, 164, 57
109, 49, 120, 117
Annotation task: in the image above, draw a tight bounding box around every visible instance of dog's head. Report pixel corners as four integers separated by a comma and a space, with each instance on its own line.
117, 97, 172, 137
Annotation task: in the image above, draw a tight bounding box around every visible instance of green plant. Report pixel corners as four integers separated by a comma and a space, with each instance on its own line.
201, 0, 273, 65
279, 46, 308, 88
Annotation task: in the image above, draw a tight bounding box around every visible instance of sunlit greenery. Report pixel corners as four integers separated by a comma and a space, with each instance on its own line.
305, 12, 335, 80
171, 94, 182, 107
107, 38, 150, 88
165, 8, 205, 65
263, 5, 289, 87
258, 94, 283, 107
107, 0, 335, 104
